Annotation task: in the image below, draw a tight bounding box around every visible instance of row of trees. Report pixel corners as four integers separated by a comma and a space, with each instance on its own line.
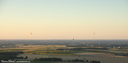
114, 53, 128, 56
0, 52, 23, 61
67, 59, 100, 63
34, 57, 100, 63
90, 60, 100, 63
34, 57, 62, 61
0, 52, 28, 63
67, 59, 84, 62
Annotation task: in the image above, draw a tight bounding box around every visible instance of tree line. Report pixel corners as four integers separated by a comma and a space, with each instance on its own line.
34, 57, 100, 63
34, 57, 62, 61
0, 52, 27, 63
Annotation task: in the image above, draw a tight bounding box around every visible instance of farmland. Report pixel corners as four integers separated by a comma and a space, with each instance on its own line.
0, 44, 128, 63
0, 40, 128, 63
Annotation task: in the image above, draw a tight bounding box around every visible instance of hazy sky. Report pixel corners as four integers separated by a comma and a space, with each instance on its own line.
0, 0, 128, 39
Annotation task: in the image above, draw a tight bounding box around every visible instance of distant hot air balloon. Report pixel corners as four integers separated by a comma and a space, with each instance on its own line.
93, 33, 95, 34
30, 33, 32, 35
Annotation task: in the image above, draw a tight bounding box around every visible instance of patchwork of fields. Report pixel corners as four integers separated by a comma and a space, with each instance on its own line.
0, 44, 128, 63
77, 52, 128, 63
17, 52, 128, 63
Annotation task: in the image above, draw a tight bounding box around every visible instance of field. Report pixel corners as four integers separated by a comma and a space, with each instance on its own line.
77, 52, 128, 63
1, 44, 128, 63
17, 52, 128, 63
32, 61, 83, 63
0, 45, 87, 55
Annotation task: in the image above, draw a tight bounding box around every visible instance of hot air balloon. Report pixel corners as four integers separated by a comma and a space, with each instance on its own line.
30, 33, 32, 35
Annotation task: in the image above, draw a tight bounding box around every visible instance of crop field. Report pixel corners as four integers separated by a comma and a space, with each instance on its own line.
0, 45, 89, 55
18, 52, 128, 63
0, 45, 88, 55
25, 49, 87, 55
1, 44, 128, 63
19, 45, 66, 52
0, 48, 27, 52
0, 45, 66, 52
0, 45, 85, 56
77, 52, 128, 63
17, 54, 84, 60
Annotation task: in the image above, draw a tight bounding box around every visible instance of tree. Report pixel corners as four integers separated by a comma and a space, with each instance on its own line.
24, 56, 28, 59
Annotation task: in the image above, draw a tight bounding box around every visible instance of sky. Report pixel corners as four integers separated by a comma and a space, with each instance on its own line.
0, 0, 128, 39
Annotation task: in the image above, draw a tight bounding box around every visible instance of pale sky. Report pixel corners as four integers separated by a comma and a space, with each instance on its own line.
0, 0, 128, 39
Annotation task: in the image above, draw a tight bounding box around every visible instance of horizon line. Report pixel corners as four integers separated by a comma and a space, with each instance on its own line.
0, 39, 128, 40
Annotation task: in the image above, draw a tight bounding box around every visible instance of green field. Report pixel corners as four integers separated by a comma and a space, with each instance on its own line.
0, 49, 27, 52
25, 49, 88, 55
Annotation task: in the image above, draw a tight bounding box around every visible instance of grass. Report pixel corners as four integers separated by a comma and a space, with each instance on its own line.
111, 49, 128, 51
24, 50, 89, 55
0, 49, 27, 52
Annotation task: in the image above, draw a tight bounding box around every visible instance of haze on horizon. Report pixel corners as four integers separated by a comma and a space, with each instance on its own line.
0, 0, 128, 39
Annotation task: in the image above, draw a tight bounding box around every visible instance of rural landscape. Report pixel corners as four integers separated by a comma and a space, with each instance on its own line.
0, 40, 128, 63
1, 0, 128, 63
